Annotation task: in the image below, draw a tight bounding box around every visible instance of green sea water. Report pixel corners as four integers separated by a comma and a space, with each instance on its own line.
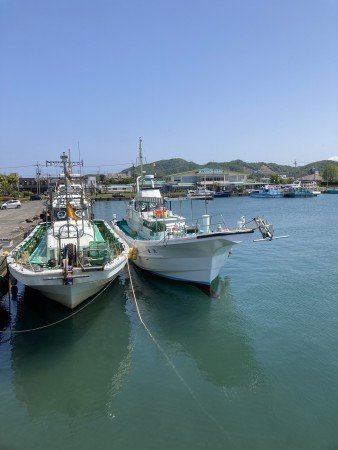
1, 195, 338, 450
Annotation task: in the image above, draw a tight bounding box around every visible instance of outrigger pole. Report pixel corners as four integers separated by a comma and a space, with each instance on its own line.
253, 217, 289, 242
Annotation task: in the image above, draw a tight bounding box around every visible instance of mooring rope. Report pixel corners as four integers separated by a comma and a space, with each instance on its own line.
0, 277, 116, 334
125, 260, 235, 443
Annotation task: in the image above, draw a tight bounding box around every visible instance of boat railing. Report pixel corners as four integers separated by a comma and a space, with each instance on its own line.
164, 213, 238, 237
192, 213, 244, 233
11, 222, 53, 270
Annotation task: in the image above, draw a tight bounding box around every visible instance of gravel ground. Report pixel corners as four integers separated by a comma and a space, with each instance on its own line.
0, 199, 46, 276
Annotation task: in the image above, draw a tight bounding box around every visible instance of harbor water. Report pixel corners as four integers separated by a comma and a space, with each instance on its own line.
1, 195, 338, 450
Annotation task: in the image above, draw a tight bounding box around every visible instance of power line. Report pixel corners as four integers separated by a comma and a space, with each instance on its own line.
83, 163, 132, 168
0, 164, 36, 170
0, 162, 132, 171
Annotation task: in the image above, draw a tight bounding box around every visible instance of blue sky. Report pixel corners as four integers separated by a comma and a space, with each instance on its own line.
1, 0, 337, 177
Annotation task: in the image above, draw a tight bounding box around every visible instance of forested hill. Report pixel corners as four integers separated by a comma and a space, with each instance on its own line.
123, 158, 337, 178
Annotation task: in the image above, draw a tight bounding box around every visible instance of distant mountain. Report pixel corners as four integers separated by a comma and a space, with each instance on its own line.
122, 158, 337, 178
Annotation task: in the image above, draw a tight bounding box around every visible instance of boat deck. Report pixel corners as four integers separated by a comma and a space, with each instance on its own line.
30, 235, 48, 265
117, 220, 146, 240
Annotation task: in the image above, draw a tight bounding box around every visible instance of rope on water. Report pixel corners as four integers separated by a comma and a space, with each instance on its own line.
126, 260, 236, 443
0, 277, 116, 334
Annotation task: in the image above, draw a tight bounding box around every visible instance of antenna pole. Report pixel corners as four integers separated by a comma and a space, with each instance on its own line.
139, 137, 143, 176
46, 151, 83, 237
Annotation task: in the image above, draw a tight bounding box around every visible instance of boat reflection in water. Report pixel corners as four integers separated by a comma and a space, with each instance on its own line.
125, 265, 262, 391
10, 280, 132, 419
0, 304, 10, 335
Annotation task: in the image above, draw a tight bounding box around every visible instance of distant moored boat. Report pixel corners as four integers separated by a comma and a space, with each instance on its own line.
214, 190, 232, 198
250, 185, 284, 198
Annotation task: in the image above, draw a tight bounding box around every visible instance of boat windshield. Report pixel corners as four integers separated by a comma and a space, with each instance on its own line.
138, 200, 163, 212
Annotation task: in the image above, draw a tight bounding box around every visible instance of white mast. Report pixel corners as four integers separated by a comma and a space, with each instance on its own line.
139, 137, 143, 177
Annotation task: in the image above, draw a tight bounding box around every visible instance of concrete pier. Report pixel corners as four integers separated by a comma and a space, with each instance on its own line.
0, 200, 45, 277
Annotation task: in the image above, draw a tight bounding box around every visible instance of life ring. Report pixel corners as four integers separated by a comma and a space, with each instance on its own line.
57, 210, 66, 219
75, 210, 83, 218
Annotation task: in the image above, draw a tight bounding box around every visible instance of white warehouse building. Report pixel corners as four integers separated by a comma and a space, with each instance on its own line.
168, 168, 248, 189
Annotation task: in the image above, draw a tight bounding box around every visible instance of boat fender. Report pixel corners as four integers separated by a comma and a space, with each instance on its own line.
128, 247, 138, 260
22, 251, 29, 264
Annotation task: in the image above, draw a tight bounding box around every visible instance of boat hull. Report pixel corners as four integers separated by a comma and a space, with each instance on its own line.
284, 189, 320, 198
114, 225, 254, 286
7, 255, 127, 309
284, 191, 315, 198
214, 191, 232, 198
250, 192, 284, 198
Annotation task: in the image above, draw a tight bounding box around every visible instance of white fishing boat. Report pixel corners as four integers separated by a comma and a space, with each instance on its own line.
283, 181, 321, 198
186, 188, 214, 200
7, 152, 129, 309
112, 138, 277, 295
250, 185, 284, 198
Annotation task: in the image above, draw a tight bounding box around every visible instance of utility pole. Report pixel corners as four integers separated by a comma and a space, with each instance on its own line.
35, 162, 42, 194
